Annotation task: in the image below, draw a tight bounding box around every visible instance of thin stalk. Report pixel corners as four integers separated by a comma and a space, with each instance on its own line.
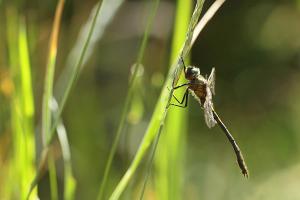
28, 0, 65, 198
109, 1, 204, 199
42, 1, 65, 199
109, 1, 227, 199
154, 0, 191, 199
41, 0, 65, 147
139, 126, 163, 200
49, 0, 104, 145
191, 0, 226, 45
51, 98, 76, 200
56, 120, 76, 200
96, 0, 160, 199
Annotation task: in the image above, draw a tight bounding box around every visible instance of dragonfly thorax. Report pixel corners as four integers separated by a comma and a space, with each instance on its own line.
185, 66, 200, 80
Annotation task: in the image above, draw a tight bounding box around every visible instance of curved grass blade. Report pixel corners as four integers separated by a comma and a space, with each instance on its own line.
109, 1, 205, 199
54, 0, 124, 102
50, 98, 76, 200
56, 122, 76, 200
96, 0, 160, 199
50, 0, 124, 148
29, 0, 123, 198
191, 0, 226, 45
27, 0, 65, 198
109, 0, 227, 199
49, 0, 104, 145
41, 0, 65, 146
43, 1, 65, 199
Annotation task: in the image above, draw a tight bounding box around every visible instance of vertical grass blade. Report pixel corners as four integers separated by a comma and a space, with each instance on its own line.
155, 0, 191, 199
19, 21, 35, 119
42, 0, 65, 199
18, 17, 36, 200
5, 7, 19, 199
42, 0, 65, 146
6, 7, 37, 199
109, 1, 206, 199
29, 0, 122, 198
96, 0, 160, 199
49, 0, 105, 143
27, 1, 65, 199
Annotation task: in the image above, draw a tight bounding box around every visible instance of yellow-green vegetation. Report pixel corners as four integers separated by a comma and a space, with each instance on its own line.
1, 0, 300, 200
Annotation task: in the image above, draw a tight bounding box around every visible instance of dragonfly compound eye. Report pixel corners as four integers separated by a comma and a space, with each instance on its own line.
186, 66, 200, 79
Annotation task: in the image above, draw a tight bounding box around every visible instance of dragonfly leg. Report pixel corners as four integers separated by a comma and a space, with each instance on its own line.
173, 83, 189, 90
168, 88, 189, 108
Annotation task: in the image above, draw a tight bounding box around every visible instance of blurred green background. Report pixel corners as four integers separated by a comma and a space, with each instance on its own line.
1, 0, 300, 199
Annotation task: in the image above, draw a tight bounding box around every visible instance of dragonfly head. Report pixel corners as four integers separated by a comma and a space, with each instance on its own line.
185, 66, 200, 80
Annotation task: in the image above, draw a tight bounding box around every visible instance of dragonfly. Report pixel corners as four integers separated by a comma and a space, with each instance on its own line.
168, 57, 249, 177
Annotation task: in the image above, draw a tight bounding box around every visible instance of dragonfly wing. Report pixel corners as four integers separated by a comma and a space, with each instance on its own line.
203, 87, 217, 128
208, 67, 215, 95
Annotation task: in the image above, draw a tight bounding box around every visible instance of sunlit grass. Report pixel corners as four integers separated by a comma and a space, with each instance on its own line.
5, 7, 37, 199
108, 0, 229, 199
28, 0, 126, 199
109, 1, 205, 199
154, 0, 191, 199
96, 0, 161, 199
56, 119, 76, 200
41, 1, 65, 199
1, 1, 228, 199
26, 0, 70, 199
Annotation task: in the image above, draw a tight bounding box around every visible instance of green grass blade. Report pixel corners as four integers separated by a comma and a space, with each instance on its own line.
48, 153, 58, 200
49, 0, 105, 144
27, 1, 65, 199
41, 0, 65, 146
56, 120, 76, 200
191, 0, 226, 45
6, 8, 37, 199
6, 8, 21, 200
18, 17, 37, 200
172, 0, 204, 85
28, 0, 123, 198
50, 98, 76, 200
43, 1, 65, 199
55, 0, 124, 102
109, 1, 205, 199
154, 0, 191, 199
139, 127, 162, 200
96, 0, 160, 199
19, 21, 35, 119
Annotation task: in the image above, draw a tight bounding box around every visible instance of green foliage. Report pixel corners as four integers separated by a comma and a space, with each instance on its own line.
5, 9, 37, 199
97, 0, 159, 199
155, 0, 192, 200
109, 1, 205, 199
2, 0, 300, 200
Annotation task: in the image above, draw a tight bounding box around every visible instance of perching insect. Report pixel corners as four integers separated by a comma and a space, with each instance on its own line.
168, 57, 249, 177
